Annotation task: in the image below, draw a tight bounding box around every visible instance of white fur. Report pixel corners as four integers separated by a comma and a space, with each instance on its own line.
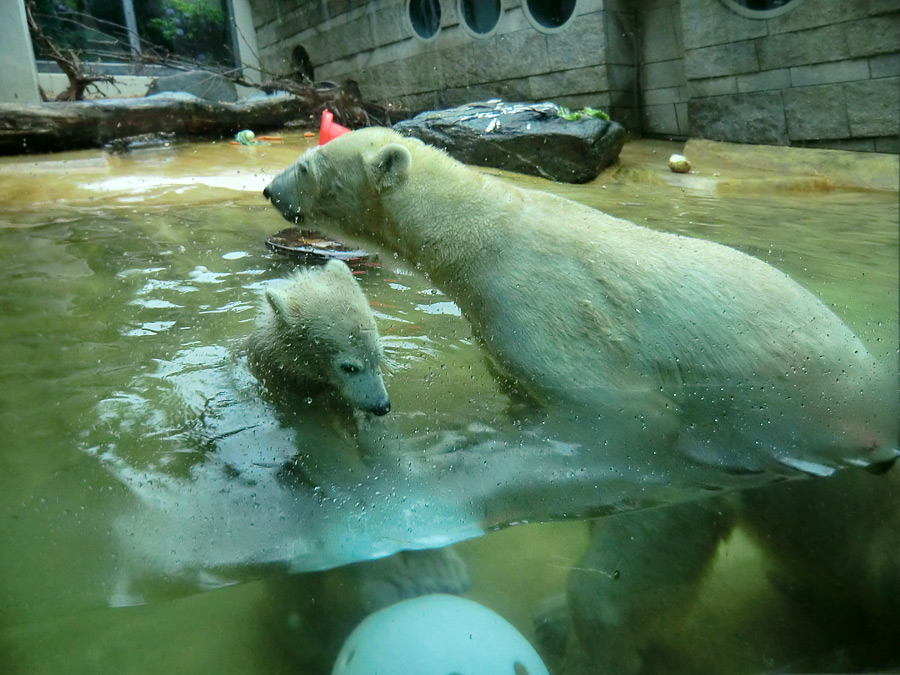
265, 128, 897, 474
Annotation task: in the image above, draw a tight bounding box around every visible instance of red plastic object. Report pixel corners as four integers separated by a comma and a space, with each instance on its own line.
318, 109, 350, 145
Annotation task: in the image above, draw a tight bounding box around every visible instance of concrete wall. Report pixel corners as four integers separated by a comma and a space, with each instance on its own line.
682, 0, 900, 152
0, 0, 41, 103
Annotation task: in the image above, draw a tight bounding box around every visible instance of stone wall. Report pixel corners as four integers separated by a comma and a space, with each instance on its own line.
250, 0, 630, 122
638, 0, 688, 136
682, 0, 900, 152
250, 0, 898, 151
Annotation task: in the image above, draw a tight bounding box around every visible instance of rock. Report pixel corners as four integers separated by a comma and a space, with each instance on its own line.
393, 100, 626, 184
668, 153, 691, 173
265, 227, 376, 265
145, 70, 238, 103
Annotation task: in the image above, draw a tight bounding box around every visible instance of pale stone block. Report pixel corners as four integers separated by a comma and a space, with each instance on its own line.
644, 86, 684, 106
608, 64, 636, 90
529, 66, 608, 98
371, 5, 410, 47
441, 43, 475, 88
756, 25, 848, 71
643, 103, 679, 135
605, 9, 636, 66
689, 91, 789, 145
845, 77, 900, 136
783, 83, 850, 140
687, 75, 738, 97
547, 12, 607, 71
641, 5, 682, 64
493, 29, 552, 79
845, 15, 900, 58
685, 41, 758, 79
870, 53, 900, 78
680, 0, 767, 49
642, 59, 686, 90
736, 68, 791, 93
789, 59, 871, 87
555, 92, 611, 110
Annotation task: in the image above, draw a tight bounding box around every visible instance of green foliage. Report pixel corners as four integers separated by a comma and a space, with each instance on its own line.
30, 0, 233, 66
556, 105, 611, 122
143, 0, 230, 64
147, 1, 223, 47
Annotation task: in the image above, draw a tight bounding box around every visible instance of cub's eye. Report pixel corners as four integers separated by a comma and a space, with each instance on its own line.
297, 164, 308, 175
340, 363, 361, 374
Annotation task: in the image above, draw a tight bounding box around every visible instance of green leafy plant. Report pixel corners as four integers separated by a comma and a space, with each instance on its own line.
556, 105, 611, 121
144, 0, 229, 64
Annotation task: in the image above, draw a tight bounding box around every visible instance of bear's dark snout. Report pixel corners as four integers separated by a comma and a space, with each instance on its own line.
262, 186, 271, 200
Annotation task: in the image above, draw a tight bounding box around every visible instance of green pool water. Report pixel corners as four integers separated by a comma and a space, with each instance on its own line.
0, 137, 896, 673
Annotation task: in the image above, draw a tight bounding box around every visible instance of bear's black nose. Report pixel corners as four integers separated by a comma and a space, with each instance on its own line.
370, 400, 391, 416
263, 186, 271, 200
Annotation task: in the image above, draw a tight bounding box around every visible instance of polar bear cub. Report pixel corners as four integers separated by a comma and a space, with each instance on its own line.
245, 260, 390, 416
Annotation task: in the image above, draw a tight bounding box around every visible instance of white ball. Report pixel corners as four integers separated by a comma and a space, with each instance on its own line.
332, 594, 550, 675
668, 153, 691, 173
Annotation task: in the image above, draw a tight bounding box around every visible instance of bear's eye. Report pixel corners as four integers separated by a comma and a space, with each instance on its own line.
340, 363, 361, 374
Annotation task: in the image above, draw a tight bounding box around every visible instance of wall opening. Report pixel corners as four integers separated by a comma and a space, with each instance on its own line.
459, 0, 501, 37
523, 0, 576, 31
408, 0, 442, 39
719, 0, 803, 19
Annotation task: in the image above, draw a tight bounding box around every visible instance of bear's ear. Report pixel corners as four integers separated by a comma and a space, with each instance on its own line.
369, 143, 411, 191
323, 259, 354, 281
265, 287, 293, 323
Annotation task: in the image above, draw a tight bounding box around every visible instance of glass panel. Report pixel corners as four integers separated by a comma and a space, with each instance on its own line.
29, 0, 130, 60
134, 0, 233, 66
3, 1, 899, 673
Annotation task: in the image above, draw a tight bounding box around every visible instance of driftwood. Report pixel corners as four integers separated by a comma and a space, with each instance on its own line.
0, 91, 360, 155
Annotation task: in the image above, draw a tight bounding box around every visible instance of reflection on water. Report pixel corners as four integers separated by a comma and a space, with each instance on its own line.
0, 138, 897, 673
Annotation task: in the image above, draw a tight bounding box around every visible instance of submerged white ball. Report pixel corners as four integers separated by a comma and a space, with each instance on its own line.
668, 153, 691, 173
332, 594, 550, 675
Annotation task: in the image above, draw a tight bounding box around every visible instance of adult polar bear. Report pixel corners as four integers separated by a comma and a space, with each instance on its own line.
263, 127, 897, 477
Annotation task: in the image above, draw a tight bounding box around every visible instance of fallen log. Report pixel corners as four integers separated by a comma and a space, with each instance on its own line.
0, 92, 332, 155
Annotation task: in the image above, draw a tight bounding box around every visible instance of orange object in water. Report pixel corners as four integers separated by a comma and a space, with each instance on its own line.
319, 109, 350, 145
303, 131, 315, 138
257, 135, 283, 142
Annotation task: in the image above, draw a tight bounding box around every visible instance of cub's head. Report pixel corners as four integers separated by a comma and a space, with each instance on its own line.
263, 128, 414, 230
263, 260, 390, 416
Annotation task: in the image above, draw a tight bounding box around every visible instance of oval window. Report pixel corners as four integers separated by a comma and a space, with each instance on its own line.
719, 0, 803, 19
523, 0, 576, 31
459, 0, 501, 37
408, 0, 442, 39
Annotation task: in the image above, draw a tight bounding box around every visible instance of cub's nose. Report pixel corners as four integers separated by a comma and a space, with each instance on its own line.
262, 186, 271, 200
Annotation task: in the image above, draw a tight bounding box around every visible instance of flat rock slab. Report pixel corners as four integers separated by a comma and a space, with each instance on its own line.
145, 70, 238, 103
394, 100, 626, 183
266, 227, 376, 265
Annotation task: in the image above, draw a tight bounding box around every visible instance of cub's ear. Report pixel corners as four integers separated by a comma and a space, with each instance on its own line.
369, 143, 411, 190
323, 259, 354, 280
265, 287, 293, 322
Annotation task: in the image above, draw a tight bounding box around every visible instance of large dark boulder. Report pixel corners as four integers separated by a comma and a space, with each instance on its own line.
393, 100, 626, 183
146, 70, 238, 103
